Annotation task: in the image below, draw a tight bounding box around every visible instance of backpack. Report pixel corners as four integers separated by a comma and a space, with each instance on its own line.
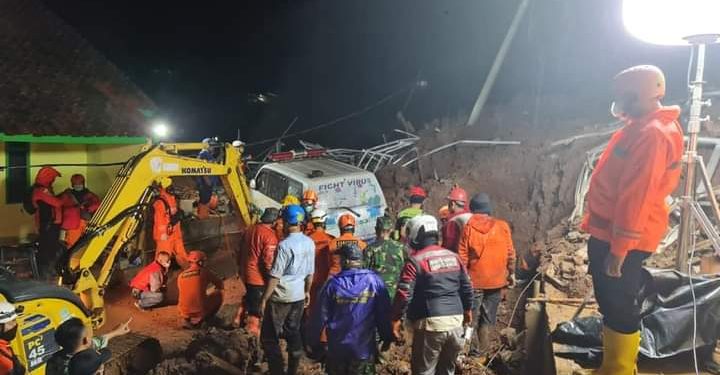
22, 185, 37, 215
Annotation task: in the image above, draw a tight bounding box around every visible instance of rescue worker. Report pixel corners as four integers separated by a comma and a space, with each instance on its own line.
307, 209, 334, 310
457, 193, 515, 361
259, 205, 315, 375
234, 208, 279, 335
46, 317, 131, 375
59, 174, 101, 248
275, 194, 301, 240
153, 177, 188, 266
308, 243, 393, 375
177, 250, 224, 329
129, 252, 171, 310
395, 185, 427, 241
0, 302, 24, 375
301, 190, 319, 234
441, 185, 471, 253
581, 65, 684, 375
391, 215, 473, 375
438, 205, 450, 226
31, 166, 63, 279
327, 214, 367, 277
196, 138, 219, 220
364, 216, 405, 299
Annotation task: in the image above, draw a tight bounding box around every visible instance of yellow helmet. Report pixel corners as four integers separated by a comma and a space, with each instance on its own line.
281, 194, 300, 206
157, 177, 173, 189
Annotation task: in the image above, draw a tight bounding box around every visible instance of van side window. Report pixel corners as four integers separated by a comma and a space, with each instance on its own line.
256, 169, 304, 203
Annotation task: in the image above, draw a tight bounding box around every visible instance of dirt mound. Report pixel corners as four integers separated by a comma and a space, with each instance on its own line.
378, 118, 610, 254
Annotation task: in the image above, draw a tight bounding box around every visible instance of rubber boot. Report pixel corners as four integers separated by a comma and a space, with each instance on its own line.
593, 326, 640, 375
287, 351, 302, 375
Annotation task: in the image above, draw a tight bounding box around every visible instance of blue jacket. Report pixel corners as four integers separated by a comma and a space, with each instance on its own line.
309, 268, 393, 360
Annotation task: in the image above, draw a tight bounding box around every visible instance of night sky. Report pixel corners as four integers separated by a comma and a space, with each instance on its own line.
43, 0, 719, 150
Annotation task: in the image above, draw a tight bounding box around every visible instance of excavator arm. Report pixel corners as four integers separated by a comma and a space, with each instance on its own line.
66, 142, 254, 329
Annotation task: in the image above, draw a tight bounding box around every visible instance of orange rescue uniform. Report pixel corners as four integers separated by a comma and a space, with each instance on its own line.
153, 189, 188, 265
177, 265, 224, 324
458, 214, 515, 289
327, 233, 367, 277
308, 228, 334, 303
240, 223, 278, 287
582, 106, 684, 257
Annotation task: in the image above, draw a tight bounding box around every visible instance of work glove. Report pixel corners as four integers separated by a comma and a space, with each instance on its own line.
507, 273, 516, 288
463, 310, 473, 326
391, 320, 404, 344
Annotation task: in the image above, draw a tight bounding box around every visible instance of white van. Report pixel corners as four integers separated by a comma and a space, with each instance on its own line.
250, 158, 387, 241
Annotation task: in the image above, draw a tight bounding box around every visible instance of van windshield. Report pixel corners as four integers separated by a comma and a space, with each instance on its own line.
256, 169, 303, 202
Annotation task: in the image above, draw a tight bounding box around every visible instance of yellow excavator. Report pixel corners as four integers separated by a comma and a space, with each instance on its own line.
0, 141, 255, 374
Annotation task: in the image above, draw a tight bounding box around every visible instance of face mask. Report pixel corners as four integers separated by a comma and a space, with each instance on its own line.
73, 185, 85, 192
0, 325, 17, 341
303, 204, 314, 213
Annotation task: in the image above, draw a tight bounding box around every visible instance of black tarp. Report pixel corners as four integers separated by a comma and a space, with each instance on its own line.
552, 268, 720, 365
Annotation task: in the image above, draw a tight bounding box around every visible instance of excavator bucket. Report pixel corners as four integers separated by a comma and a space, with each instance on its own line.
104, 333, 163, 375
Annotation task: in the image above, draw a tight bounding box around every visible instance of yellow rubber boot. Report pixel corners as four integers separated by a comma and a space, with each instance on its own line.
593, 326, 640, 375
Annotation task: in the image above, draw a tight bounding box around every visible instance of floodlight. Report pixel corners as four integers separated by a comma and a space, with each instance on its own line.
623, 0, 720, 45
152, 121, 170, 138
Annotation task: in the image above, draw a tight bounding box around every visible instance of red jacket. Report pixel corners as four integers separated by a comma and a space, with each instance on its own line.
582, 106, 684, 257
458, 214, 515, 289
129, 261, 166, 292
241, 223, 278, 287
153, 189, 179, 240
441, 210, 472, 252
59, 189, 101, 230
32, 167, 62, 229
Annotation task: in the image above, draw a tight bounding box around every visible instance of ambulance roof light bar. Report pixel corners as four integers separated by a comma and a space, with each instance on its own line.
268, 149, 327, 162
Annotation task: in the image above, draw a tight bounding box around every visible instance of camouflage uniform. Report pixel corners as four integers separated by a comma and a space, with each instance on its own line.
364, 238, 405, 299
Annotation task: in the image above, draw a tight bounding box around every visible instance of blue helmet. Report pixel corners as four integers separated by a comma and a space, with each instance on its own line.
283, 204, 305, 225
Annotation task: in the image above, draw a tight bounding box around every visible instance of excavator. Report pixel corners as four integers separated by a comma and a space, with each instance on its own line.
0, 141, 255, 374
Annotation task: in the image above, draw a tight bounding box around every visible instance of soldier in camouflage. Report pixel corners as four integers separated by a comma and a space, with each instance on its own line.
364, 216, 405, 299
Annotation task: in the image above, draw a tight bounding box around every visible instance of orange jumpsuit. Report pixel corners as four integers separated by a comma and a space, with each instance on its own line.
153, 189, 188, 265
59, 188, 101, 247
582, 106, 684, 257
177, 265, 224, 324
327, 232, 367, 277
241, 223, 279, 287
308, 228, 334, 307
458, 214, 515, 290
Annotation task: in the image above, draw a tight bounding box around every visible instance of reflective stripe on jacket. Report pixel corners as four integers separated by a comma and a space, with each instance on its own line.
582, 106, 684, 257
391, 245, 473, 322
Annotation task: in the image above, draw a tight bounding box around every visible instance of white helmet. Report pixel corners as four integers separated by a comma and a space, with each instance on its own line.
0, 302, 17, 324
232, 140, 245, 148
311, 209, 327, 224
406, 214, 439, 246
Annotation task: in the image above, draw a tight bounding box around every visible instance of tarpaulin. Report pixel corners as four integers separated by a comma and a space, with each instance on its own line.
552, 268, 720, 365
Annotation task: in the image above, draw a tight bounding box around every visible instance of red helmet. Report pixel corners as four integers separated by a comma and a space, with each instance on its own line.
187, 250, 207, 264
408, 186, 427, 199
338, 214, 356, 229
35, 166, 61, 187
446, 186, 468, 203
70, 174, 85, 186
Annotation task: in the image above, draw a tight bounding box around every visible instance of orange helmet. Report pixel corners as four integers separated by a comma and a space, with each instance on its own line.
187, 250, 207, 264
438, 205, 450, 220
613, 65, 666, 102
302, 190, 318, 204
338, 214, 356, 230
70, 174, 85, 186
408, 186, 427, 199
446, 186, 468, 203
